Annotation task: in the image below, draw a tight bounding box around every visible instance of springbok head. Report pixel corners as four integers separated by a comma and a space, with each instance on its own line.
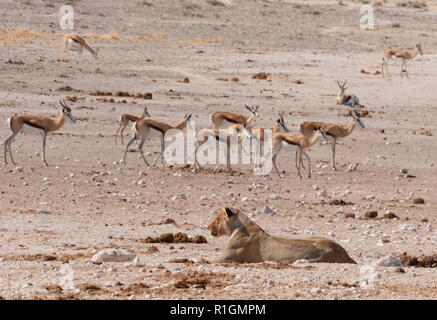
349, 108, 365, 129
142, 106, 151, 118
60, 100, 76, 123
245, 104, 260, 118
277, 111, 290, 132
416, 44, 423, 55
336, 80, 348, 103
319, 123, 328, 140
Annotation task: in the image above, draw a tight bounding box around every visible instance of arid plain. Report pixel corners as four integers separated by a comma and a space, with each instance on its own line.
0, 0, 436, 299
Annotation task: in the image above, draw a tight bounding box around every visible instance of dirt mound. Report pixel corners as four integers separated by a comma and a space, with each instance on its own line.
412, 198, 425, 204
399, 252, 437, 268
252, 72, 268, 80
139, 232, 207, 244
329, 199, 354, 206
365, 211, 378, 219
173, 271, 233, 289
145, 246, 159, 254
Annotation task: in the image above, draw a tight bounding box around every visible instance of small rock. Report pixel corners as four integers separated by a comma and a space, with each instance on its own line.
172, 194, 187, 201
375, 256, 403, 267
365, 211, 378, 219
37, 209, 52, 215
269, 194, 280, 200
317, 189, 327, 198
292, 259, 309, 267
412, 198, 425, 204
262, 206, 275, 215
91, 249, 136, 263
400, 168, 408, 174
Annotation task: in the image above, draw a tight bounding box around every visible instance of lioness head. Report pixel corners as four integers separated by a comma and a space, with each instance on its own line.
208, 207, 236, 237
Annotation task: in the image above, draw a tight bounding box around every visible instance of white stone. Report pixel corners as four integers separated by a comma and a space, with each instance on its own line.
269, 194, 280, 200
37, 209, 52, 214
375, 256, 403, 267
172, 193, 187, 201
262, 206, 275, 215
292, 259, 309, 267
317, 189, 327, 198
91, 249, 136, 263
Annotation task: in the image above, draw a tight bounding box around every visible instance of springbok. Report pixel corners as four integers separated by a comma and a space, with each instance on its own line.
115, 106, 150, 145
63, 34, 98, 58
382, 44, 423, 78
270, 125, 328, 178
193, 122, 254, 174
336, 80, 363, 108
210, 105, 259, 129
123, 114, 192, 167
4, 100, 76, 166
299, 109, 365, 171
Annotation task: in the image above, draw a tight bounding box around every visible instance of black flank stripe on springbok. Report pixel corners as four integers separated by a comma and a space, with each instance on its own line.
149, 124, 165, 134
23, 120, 46, 131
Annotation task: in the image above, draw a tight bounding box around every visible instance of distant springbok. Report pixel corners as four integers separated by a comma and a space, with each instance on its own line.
382, 44, 423, 78
63, 34, 98, 59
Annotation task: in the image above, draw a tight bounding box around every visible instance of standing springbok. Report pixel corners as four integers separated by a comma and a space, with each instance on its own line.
193, 122, 255, 174
335, 80, 363, 108
115, 106, 150, 145
299, 109, 365, 171
4, 100, 76, 166
210, 105, 259, 129
63, 34, 98, 59
251, 111, 290, 174
382, 44, 423, 78
123, 114, 192, 167
270, 125, 328, 179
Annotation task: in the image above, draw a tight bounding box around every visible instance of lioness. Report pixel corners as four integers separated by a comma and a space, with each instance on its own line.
208, 207, 356, 264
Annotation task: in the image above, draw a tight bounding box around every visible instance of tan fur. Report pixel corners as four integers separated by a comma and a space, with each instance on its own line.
123, 114, 191, 167
299, 110, 365, 170
194, 122, 253, 174
209, 207, 356, 264
382, 44, 422, 78
270, 126, 327, 178
3, 100, 76, 166
210, 105, 259, 129
335, 80, 361, 108
64, 34, 97, 58
115, 106, 150, 145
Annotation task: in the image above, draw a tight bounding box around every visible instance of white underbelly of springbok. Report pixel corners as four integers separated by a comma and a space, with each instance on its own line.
21, 124, 44, 136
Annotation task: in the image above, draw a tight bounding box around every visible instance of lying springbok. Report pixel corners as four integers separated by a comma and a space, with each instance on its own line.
210, 105, 259, 129
123, 114, 192, 167
335, 80, 363, 108
115, 106, 150, 145
4, 100, 76, 166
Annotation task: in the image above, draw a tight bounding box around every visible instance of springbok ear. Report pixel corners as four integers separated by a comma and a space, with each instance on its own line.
224, 207, 234, 217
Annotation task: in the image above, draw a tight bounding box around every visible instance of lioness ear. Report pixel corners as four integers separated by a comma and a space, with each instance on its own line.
224, 207, 234, 217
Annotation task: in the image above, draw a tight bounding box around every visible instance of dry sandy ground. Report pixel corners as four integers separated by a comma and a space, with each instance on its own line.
0, 0, 436, 300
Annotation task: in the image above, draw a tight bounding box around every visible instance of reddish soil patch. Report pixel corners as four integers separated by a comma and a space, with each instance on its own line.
138, 233, 207, 244
399, 252, 437, 268
329, 199, 354, 206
